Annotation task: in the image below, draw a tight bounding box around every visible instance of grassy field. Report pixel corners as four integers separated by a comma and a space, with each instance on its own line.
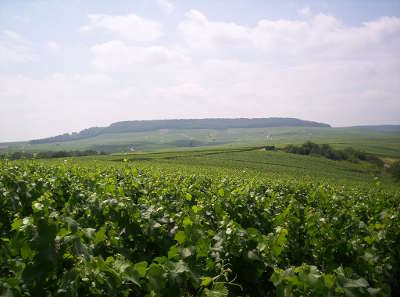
33, 145, 397, 191
2, 126, 400, 157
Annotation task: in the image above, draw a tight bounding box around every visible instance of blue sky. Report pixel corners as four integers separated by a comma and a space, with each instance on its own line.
0, 0, 400, 141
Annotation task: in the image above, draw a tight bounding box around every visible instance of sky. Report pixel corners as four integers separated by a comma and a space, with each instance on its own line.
0, 0, 400, 142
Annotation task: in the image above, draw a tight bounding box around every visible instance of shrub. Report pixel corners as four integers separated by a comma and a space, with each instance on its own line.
264, 145, 276, 151
388, 161, 400, 180
284, 142, 384, 167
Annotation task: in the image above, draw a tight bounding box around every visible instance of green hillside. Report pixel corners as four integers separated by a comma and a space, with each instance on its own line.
28, 118, 330, 144
2, 126, 400, 157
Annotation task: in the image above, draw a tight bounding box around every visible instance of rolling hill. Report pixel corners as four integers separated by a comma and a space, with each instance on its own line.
29, 118, 330, 144
1, 118, 400, 156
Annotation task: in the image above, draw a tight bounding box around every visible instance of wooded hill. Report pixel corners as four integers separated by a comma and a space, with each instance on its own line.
29, 117, 331, 144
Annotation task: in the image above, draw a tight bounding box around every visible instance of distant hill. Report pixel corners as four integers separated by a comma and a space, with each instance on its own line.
348, 125, 400, 133
29, 118, 331, 144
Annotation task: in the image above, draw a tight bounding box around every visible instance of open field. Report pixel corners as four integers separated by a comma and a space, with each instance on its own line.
2, 126, 400, 157
101, 148, 391, 188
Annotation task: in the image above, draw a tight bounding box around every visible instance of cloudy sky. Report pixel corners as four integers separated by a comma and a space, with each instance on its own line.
0, 0, 399, 141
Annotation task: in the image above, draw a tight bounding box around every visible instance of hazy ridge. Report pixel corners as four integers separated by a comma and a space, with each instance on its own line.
29, 117, 331, 144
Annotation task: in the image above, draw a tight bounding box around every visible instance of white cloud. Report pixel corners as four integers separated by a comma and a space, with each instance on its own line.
179, 10, 250, 50
1, 10, 400, 141
298, 7, 311, 17
179, 10, 400, 61
47, 41, 60, 52
0, 30, 33, 65
81, 13, 162, 42
14, 15, 31, 24
0, 72, 118, 140
11, 11, 400, 127
90, 40, 189, 71
3, 30, 24, 41
157, 0, 174, 15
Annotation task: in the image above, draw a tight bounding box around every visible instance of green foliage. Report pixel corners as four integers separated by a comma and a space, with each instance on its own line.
0, 150, 106, 160
284, 141, 384, 167
0, 160, 399, 296
107, 147, 396, 190
388, 161, 400, 180
271, 264, 382, 296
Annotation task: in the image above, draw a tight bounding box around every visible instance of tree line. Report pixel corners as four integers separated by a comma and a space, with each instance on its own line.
280, 142, 400, 180
283, 141, 384, 166
0, 150, 106, 160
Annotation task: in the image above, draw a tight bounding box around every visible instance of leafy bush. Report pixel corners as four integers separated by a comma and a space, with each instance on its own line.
284, 142, 384, 167
388, 161, 400, 180
0, 150, 106, 160
264, 145, 276, 151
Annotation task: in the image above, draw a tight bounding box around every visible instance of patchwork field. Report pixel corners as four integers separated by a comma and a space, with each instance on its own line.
2, 126, 400, 157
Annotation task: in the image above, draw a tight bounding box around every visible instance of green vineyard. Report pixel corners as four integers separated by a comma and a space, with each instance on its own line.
2, 0, 400, 295
1, 160, 399, 296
